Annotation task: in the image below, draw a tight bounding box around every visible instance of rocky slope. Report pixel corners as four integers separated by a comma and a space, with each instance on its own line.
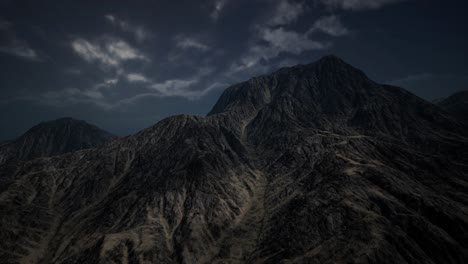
0, 117, 115, 164
0, 56, 467, 264
438, 90, 468, 123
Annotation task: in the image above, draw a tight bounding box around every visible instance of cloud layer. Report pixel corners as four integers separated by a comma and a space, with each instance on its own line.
319, 0, 405, 10
71, 38, 147, 67
1, 0, 411, 112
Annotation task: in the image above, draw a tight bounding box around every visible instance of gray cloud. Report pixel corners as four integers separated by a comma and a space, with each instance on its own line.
228, 26, 331, 75
37, 78, 226, 110
227, 1, 350, 75
94, 78, 119, 89
174, 35, 210, 51
149, 79, 199, 96
145, 67, 217, 98
309, 15, 349, 36
32, 63, 220, 110
126, 73, 150, 83
229, 4, 341, 75
0, 46, 39, 60
0, 19, 40, 61
71, 38, 118, 66
32, 75, 126, 110
211, 0, 228, 21
319, 0, 406, 10
259, 27, 331, 58
268, 0, 305, 26
71, 38, 147, 67
66, 33, 153, 109
124, 82, 227, 104
37, 87, 112, 109
105, 14, 151, 42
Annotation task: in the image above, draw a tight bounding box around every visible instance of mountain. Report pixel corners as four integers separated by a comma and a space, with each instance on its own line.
438, 90, 468, 123
0, 56, 467, 264
0, 117, 115, 164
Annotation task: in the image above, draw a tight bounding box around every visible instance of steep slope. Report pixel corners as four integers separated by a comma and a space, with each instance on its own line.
0, 117, 115, 164
0, 56, 467, 264
438, 90, 468, 122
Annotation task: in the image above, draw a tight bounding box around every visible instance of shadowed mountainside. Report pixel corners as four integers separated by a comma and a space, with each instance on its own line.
0, 56, 467, 264
0, 117, 115, 164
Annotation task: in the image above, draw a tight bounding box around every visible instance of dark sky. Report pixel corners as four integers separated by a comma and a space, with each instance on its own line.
0, 0, 467, 140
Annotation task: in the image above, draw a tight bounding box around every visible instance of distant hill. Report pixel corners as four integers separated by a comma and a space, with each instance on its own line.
0, 117, 115, 164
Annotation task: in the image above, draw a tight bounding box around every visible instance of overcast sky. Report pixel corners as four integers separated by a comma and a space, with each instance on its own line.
0, 0, 467, 140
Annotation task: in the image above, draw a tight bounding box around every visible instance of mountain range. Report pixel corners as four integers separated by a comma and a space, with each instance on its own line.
0, 56, 466, 264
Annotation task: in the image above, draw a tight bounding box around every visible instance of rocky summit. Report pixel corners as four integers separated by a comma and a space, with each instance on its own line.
0, 56, 467, 264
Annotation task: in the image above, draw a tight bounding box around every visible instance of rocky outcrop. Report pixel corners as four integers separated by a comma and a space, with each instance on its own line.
0, 117, 115, 164
0, 56, 466, 264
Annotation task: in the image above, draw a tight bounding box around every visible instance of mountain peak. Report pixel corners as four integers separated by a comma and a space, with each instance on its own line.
28, 117, 105, 135
54, 117, 80, 122
209, 55, 372, 118
309, 55, 365, 76
39, 117, 86, 125
209, 56, 466, 143
272, 55, 355, 75
268, 55, 369, 86
316, 54, 346, 65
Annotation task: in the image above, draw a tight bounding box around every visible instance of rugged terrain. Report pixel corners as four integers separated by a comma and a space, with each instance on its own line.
0, 56, 467, 264
0, 117, 115, 164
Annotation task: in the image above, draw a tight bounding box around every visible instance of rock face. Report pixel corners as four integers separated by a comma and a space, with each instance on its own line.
0, 56, 467, 264
0, 117, 115, 164
438, 90, 468, 123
